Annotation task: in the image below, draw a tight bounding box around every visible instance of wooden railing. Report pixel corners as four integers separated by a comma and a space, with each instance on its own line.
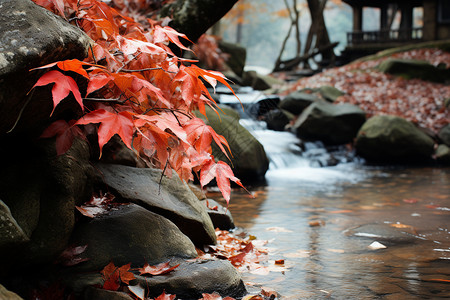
347, 28, 423, 45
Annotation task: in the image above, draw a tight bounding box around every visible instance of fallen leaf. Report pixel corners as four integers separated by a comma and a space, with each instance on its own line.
266, 227, 293, 233
138, 261, 180, 276
261, 286, 278, 298
403, 198, 419, 204
326, 248, 345, 253
309, 220, 325, 227
55, 244, 89, 266
274, 259, 285, 265
154, 291, 176, 300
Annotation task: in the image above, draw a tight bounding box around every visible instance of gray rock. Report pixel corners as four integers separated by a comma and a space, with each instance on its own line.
262, 109, 291, 131
315, 85, 345, 102
188, 183, 206, 200
69, 204, 197, 271
279, 91, 321, 115
292, 101, 366, 145
196, 107, 269, 181
201, 199, 235, 230
0, 200, 29, 248
0, 284, 23, 300
344, 224, 419, 243
438, 124, 450, 146
378, 58, 450, 83
95, 164, 216, 246
435, 144, 450, 164
24, 139, 94, 264
0, 0, 92, 136
0, 138, 94, 267
219, 41, 246, 77
135, 259, 246, 300
355, 115, 435, 163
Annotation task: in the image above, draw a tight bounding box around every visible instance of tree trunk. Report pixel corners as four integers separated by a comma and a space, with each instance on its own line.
304, 0, 335, 64
159, 0, 239, 42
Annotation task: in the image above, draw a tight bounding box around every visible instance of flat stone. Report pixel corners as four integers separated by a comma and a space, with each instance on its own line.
69, 204, 197, 271
344, 224, 419, 244
135, 259, 246, 300
201, 199, 235, 230
95, 164, 216, 246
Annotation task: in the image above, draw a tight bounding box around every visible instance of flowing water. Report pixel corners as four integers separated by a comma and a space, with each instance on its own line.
208, 96, 450, 299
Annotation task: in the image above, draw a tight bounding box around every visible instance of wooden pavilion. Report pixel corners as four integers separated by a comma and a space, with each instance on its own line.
341, 0, 450, 60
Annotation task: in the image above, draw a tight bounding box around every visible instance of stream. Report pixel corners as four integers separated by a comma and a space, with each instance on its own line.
209, 90, 450, 299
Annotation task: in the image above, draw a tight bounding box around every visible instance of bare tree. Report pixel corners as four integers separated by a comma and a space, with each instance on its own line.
273, 0, 338, 72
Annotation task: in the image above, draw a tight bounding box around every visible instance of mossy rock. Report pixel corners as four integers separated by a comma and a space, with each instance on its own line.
377, 58, 450, 83
355, 115, 435, 163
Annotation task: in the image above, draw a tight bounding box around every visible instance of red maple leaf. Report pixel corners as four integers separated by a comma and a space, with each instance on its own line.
184, 117, 231, 160
32, 70, 84, 115
40, 120, 85, 155
75, 109, 134, 156
154, 25, 193, 51
154, 291, 176, 300
200, 160, 246, 204
138, 261, 180, 276
31, 59, 92, 78
101, 262, 135, 291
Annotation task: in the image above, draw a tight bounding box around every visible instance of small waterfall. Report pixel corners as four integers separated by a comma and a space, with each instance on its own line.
216, 88, 365, 183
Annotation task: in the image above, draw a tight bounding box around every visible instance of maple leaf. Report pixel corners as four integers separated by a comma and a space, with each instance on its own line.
200, 160, 246, 204
75, 109, 134, 156
55, 245, 89, 267
31, 59, 92, 78
138, 261, 180, 276
40, 120, 85, 155
154, 291, 176, 300
201, 292, 236, 300
153, 25, 193, 52
101, 262, 135, 291
117, 263, 136, 285
32, 70, 84, 115
184, 118, 231, 160
101, 262, 121, 291
33, 0, 66, 18
75, 193, 118, 218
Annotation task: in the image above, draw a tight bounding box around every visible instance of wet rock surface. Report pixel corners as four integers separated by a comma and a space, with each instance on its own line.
0, 0, 91, 136
95, 164, 216, 246
69, 204, 198, 271
135, 259, 246, 300
201, 199, 235, 230
344, 223, 420, 244
355, 115, 435, 163
292, 101, 366, 145
197, 106, 269, 181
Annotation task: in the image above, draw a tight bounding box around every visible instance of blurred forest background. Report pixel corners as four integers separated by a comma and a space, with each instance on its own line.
218, 0, 425, 72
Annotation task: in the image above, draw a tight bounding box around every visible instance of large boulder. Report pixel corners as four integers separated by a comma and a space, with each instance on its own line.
435, 144, 450, 164
279, 91, 321, 115
0, 0, 92, 137
378, 58, 450, 83
196, 107, 269, 181
438, 124, 450, 146
94, 164, 216, 246
261, 109, 292, 131
135, 259, 246, 299
219, 41, 246, 77
355, 115, 435, 163
291, 101, 366, 145
0, 138, 95, 270
69, 204, 197, 271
